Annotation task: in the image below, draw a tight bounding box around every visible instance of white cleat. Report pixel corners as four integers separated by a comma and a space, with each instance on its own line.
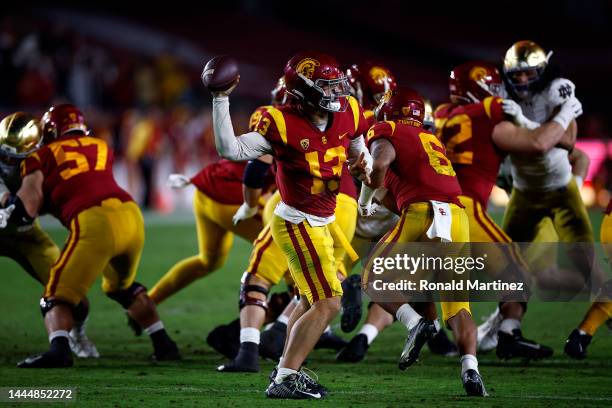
69, 325, 100, 358
477, 307, 502, 352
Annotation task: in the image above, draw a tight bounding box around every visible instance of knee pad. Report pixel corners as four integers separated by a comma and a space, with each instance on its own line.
106, 282, 147, 309
39, 297, 74, 318
73, 298, 90, 323
239, 274, 269, 311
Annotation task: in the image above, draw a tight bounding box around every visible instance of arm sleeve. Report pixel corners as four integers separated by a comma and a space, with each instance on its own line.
243, 159, 272, 189
213, 96, 273, 161
349, 135, 373, 173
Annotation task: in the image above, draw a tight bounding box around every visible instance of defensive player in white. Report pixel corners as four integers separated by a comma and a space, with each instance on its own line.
477, 41, 594, 349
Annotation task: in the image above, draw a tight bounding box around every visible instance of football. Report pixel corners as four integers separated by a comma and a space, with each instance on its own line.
201, 55, 239, 92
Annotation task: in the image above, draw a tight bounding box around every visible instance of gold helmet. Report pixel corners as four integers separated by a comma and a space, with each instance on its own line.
423, 97, 434, 131
503, 40, 552, 98
0, 112, 44, 159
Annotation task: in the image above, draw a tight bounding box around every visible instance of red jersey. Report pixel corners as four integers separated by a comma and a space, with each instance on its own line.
435, 96, 507, 207
190, 160, 248, 205
21, 135, 132, 226
366, 121, 462, 211
254, 96, 368, 217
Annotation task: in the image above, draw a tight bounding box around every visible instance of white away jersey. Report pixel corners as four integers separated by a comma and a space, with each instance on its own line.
510, 79, 572, 192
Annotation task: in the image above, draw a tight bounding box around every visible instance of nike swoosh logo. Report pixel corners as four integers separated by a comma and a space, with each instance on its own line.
339, 132, 348, 139
516, 341, 541, 349
301, 391, 322, 398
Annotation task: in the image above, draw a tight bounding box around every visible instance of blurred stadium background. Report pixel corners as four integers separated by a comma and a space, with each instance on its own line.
2, 1, 611, 215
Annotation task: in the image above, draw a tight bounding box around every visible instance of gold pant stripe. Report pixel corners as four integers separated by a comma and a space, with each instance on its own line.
297, 222, 333, 299
46, 217, 80, 298
285, 220, 320, 302
247, 226, 274, 275
472, 199, 509, 243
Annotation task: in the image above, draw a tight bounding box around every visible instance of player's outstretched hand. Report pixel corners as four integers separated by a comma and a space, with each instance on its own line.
349, 152, 371, 185
232, 202, 258, 225
167, 174, 191, 189
0, 204, 15, 229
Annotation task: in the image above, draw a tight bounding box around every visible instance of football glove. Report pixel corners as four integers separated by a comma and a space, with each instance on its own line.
546, 78, 576, 107
232, 202, 258, 225
358, 201, 379, 217
167, 174, 191, 189
0, 204, 15, 229
552, 97, 583, 130
501, 99, 539, 130
358, 184, 379, 217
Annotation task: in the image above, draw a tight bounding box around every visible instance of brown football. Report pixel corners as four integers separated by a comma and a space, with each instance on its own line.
201, 55, 239, 92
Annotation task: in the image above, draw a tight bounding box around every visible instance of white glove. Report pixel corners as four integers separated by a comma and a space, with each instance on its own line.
232, 202, 258, 225
358, 184, 378, 217
358, 201, 379, 217
546, 78, 576, 107
0, 204, 15, 229
501, 99, 539, 129
552, 97, 583, 130
167, 174, 191, 189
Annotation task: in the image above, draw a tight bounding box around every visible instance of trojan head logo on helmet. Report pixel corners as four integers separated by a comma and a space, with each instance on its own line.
0, 112, 43, 160
346, 62, 397, 110
41, 104, 88, 142
284, 51, 350, 113
449, 61, 504, 104
375, 86, 425, 126
503, 40, 552, 99
295, 58, 320, 79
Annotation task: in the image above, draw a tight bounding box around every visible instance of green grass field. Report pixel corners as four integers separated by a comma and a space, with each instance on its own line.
0, 211, 611, 407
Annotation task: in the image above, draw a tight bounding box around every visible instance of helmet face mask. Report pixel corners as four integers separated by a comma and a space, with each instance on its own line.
503, 40, 551, 99
504, 68, 541, 98
312, 76, 350, 112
